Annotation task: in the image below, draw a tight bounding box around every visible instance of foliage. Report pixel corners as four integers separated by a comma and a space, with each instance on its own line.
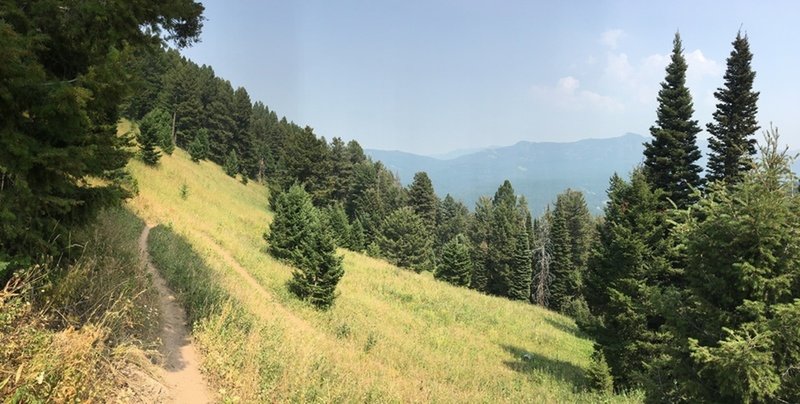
643, 32, 703, 208
407, 171, 439, 232
224, 149, 240, 177
141, 107, 174, 155
188, 128, 210, 162
706, 32, 760, 184
0, 0, 203, 270
655, 128, 800, 403
434, 234, 472, 287
348, 218, 366, 252
585, 169, 670, 388
548, 189, 593, 311
137, 119, 162, 165
377, 207, 434, 272
587, 347, 615, 394
265, 185, 344, 309
507, 230, 532, 301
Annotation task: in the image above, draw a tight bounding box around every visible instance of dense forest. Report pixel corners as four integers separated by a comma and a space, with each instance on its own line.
1, 0, 798, 401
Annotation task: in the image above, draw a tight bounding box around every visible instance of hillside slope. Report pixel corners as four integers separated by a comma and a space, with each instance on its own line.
126, 148, 641, 402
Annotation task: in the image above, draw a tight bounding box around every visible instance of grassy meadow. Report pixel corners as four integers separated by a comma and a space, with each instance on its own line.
126, 141, 642, 403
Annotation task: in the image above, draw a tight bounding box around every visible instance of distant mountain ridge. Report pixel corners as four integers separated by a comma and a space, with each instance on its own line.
367, 133, 650, 214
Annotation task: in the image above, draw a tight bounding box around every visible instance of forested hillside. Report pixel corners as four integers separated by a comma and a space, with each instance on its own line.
1, 1, 799, 402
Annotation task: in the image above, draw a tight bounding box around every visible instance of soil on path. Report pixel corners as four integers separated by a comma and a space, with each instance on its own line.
138, 225, 212, 404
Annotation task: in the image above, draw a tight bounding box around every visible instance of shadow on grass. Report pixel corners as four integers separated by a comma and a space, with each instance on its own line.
501, 344, 587, 390
544, 317, 587, 339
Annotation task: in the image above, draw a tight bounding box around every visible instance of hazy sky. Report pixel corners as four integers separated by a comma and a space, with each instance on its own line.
181, 0, 800, 155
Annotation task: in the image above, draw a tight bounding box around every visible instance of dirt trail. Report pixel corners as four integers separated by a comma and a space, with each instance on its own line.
139, 226, 212, 404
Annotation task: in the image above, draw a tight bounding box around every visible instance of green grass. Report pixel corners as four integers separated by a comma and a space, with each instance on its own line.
127, 147, 642, 403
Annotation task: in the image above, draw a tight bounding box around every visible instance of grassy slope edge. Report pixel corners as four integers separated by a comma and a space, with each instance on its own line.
128, 145, 643, 403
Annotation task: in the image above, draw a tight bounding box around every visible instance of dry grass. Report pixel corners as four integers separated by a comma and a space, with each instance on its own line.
0, 208, 165, 402
128, 146, 643, 403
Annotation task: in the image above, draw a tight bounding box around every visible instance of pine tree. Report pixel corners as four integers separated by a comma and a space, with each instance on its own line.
706, 32, 760, 184
436, 194, 470, 255
656, 128, 800, 403
508, 230, 532, 301
587, 347, 614, 394
224, 149, 239, 177
377, 207, 433, 272
137, 119, 162, 165
264, 184, 345, 309
486, 180, 521, 297
0, 0, 203, 268
407, 171, 439, 232
643, 32, 703, 208
188, 128, 209, 162
548, 189, 593, 311
584, 170, 670, 389
264, 185, 317, 263
434, 234, 472, 287
348, 218, 366, 252
141, 107, 174, 155
531, 210, 554, 307
322, 203, 350, 247
468, 196, 493, 292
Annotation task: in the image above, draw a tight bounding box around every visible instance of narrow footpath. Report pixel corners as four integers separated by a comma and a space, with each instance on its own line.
138, 225, 212, 404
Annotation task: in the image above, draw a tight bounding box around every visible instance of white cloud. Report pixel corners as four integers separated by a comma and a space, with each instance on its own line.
685, 49, 722, 82
600, 29, 625, 49
532, 76, 624, 112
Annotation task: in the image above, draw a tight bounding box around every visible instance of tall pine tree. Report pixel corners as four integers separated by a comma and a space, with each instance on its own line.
377, 207, 434, 272
706, 31, 760, 184
407, 171, 439, 232
643, 32, 703, 209
435, 234, 472, 287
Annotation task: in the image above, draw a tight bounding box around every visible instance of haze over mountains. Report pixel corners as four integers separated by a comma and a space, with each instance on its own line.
367, 134, 651, 214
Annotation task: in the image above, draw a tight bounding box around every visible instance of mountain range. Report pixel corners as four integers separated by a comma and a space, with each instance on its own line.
367, 133, 651, 214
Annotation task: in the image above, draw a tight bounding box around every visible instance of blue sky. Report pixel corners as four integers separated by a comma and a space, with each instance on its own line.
181, 0, 800, 154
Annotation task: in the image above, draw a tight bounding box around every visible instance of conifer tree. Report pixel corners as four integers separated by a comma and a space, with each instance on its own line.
348, 218, 366, 252
407, 171, 439, 231
377, 207, 433, 272
188, 128, 209, 162
265, 184, 344, 309
486, 180, 521, 296
584, 169, 669, 389
435, 234, 472, 287
468, 196, 493, 292
656, 128, 800, 402
0, 0, 203, 268
548, 189, 593, 310
137, 119, 162, 166
548, 212, 574, 310
141, 107, 174, 155
531, 210, 554, 306
587, 347, 614, 394
224, 149, 239, 177
507, 230, 532, 301
706, 32, 760, 184
436, 194, 469, 255
643, 32, 703, 208
322, 203, 350, 247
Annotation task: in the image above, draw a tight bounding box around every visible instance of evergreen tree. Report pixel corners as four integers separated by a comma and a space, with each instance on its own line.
706, 32, 760, 184
548, 212, 574, 310
468, 196, 493, 292
265, 184, 318, 263
188, 128, 210, 162
141, 107, 174, 155
587, 347, 615, 394
162, 61, 204, 147
377, 207, 433, 272
434, 234, 472, 287
584, 169, 670, 389
643, 32, 703, 208
531, 209, 554, 306
548, 189, 593, 310
407, 171, 439, 232
348, 218, 366, 252
322, 203, 350, 247
0, 0, 203, 265
436, 194, 470, 255
486, 180, 521, 296
224, 149, 239, 177
508, 230, 532, 301
287, 227, 344, 310
328, 137, 354, 203
137, 118, 162, 165
232, 86, 255, 177
655, 128, 800, 403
